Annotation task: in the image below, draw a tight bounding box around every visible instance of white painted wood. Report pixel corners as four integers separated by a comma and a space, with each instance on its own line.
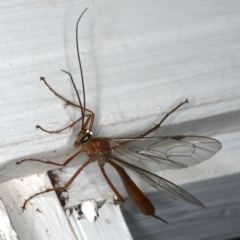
0, 198, 18, 240
79, 200, 99, 223
0, 0, 239, 239
0, 174, 76, 240
67, 200, 133, 240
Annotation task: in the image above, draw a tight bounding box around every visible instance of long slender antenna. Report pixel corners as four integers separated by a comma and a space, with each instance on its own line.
61, 70, 84, 129
76, 7, 88, 130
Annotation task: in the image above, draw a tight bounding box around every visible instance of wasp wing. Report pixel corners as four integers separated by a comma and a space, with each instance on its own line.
110, 155, 205, 207
109, 136, 221, 172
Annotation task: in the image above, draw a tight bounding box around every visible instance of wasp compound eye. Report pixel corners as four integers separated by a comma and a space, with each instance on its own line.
80, 131, 92, 144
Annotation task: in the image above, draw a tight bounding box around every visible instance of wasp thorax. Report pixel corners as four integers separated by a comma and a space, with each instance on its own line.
74, 130, 92, 147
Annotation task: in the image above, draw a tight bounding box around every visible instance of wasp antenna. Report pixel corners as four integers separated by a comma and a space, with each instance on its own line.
60, 70, 82, 108
60, 69, 85, 128
76, 8, 88, 128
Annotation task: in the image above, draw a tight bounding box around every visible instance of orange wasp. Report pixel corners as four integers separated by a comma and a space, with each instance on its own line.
17, 8, 221, 223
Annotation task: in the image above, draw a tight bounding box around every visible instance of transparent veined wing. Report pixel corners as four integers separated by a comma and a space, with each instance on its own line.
110, 155, 205, 207
109, 136, 221, 172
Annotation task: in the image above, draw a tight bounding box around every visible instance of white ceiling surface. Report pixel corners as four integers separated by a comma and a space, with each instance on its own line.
0, 0, 239, 239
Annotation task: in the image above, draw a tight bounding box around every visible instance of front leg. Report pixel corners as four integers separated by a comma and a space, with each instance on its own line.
36, 114, 93, 134
17, 148, 84, 166
40, 77, 80, 109
36, 116, 83, 134
40, 76, 93, 115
